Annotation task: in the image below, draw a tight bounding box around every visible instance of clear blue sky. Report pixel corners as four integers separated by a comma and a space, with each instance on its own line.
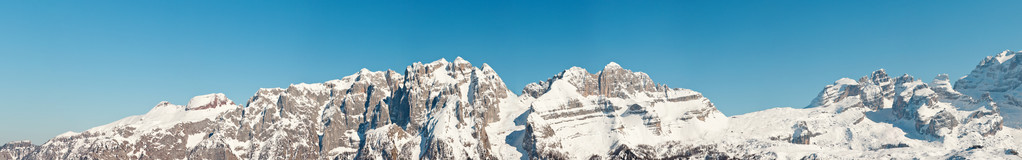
3, 1, 1022, 144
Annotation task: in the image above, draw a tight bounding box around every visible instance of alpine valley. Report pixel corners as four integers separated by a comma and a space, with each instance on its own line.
4, 51, 1022, 160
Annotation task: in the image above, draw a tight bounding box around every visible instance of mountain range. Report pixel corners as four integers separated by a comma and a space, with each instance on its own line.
3, 51, 1022, 159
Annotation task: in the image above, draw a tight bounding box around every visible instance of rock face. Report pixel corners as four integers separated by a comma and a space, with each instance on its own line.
0, 141, 36, 160
1, 57, 530, 160
807, 69, 903, 112
718, 50, 1019, 159
806, 69, 1003, 139
4, 52, 1022, 160
199, 57, 524, 159
790, 121, 811, 144
521, 63, 728, 159
955, 50, 1022, 128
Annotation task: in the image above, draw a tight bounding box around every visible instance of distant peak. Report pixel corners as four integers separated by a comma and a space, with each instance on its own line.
994, 50, 1017, 63
1000, 49, 1014, 55
604, 62, 622, 70
869, 69, 890, 84
896, 73, 915, 83
6, 140, 31, 144
566, 66, 588, 73
934, 74, 950, 81
429, 58, 450, 65
156, 101, 172, 107
186, 93, 235, 110
55, 131, 78, 138
454, 56, 470, 64
834, 78, 858, 85
872, 68, 887, 75
554, 66, 591, 80
481, 63, 494, 71
358, 68, 372, 74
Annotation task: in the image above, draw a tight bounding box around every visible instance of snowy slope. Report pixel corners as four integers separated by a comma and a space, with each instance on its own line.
19, 93, 243, 159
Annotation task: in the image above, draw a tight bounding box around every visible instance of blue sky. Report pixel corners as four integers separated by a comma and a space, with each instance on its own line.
3, 1, 1022, 143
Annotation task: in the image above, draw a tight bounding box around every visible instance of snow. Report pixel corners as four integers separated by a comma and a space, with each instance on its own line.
55, 131, 78, 138
430, 58, 450, 66
480, 63, 494, 72
428, 63, 457, 85
719, 106, 1022, 159
835, 78, 858, 85
453, 56, 469, 64
604, 62, 622, 69
84, 93, 240, 142
185, 133, 205, 148
289, 83, 328, 92
482, 94, 531, 160
186, 93, 228, 109
995, 50, 1016, 63
531, 80, 582, 112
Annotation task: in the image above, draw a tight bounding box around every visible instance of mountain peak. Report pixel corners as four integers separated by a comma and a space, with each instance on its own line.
358, 68, 372, 74
604, 62, 622, 70
480, 63, 494, 72
869, 69, 891, 84
934, 73, 950, 82
981, 49, 1018, 65
872, 68, 886, 74
995, 50, 1017, 63
453, 56, 469, 64
186, 93, 235, 110
871, 68, 888, 78
429, 58, 450, 65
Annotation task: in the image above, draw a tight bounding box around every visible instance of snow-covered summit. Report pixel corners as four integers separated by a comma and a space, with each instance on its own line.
186, 93, 235, 110
991, 50, 1018, 64
522, 62, 666, 99
604, 61, 622, 70
807, 69, 898, 111
88, 93, 240, 133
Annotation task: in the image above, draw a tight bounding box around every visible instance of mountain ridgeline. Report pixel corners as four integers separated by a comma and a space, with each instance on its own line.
4, 51, 1022, 159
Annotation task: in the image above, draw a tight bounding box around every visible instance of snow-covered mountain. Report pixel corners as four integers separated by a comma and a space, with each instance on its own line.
956, 50, 1022, 128
519, 62, 729, 159
3, 52, 1022, 159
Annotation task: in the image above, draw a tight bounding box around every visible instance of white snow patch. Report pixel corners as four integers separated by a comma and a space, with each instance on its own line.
995, 50, 1016, 63
185, 133, 206, 148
